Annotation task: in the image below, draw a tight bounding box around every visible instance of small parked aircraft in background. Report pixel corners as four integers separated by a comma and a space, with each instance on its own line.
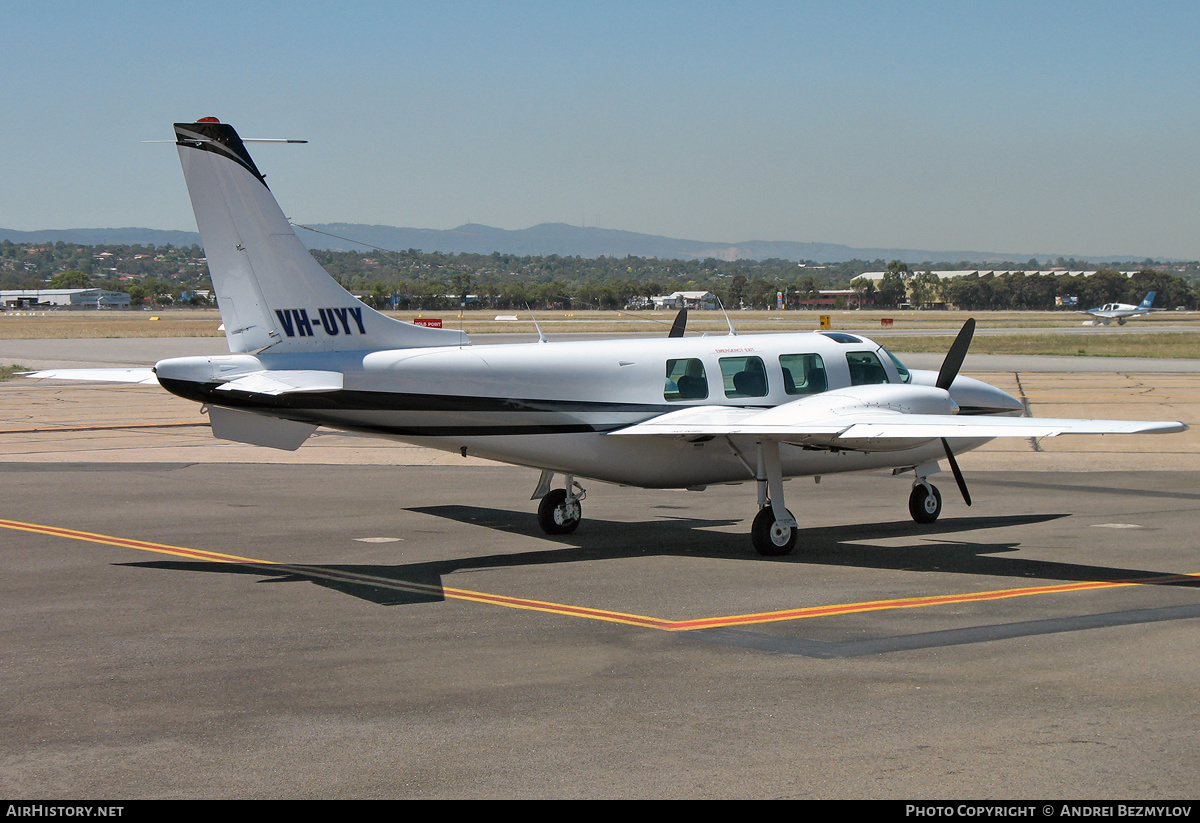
26, 120, 1188, 555
1083, 291, 1156, 325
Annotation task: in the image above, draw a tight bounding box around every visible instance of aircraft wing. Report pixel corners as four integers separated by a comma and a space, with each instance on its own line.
823, 415, 1185, 438
610, 404, 1186, 443
608, 405, 842, 438
23, 368, 160, 384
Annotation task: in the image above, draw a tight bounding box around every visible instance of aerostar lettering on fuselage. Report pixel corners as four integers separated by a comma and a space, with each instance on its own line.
274, 307, 367, 338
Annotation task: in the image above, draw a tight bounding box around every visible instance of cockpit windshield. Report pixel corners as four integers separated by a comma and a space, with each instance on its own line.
881, 347, 912, 384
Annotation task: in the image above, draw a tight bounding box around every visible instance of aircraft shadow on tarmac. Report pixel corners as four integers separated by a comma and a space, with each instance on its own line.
119, 507, 1200, 608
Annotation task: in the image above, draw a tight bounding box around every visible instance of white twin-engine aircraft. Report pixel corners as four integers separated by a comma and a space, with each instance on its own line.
29, 119, 1187, 556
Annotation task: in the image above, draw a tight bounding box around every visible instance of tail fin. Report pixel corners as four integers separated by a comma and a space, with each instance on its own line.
1139, 291, 1156, 310
174, 118, 468, 353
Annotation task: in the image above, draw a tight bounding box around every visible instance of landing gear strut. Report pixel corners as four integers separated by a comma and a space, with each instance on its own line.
750, 440, 798, 556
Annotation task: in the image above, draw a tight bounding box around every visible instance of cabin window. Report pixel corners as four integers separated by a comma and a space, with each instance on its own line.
846, 351, 889, 385
664, 358, 709, 401
719, 356, 768, 398
778, 353, 828, 395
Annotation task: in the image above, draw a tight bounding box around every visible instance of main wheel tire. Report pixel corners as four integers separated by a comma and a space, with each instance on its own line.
537, 488, 581, 535
909, 483, 942, 524
751, 506, 797, 556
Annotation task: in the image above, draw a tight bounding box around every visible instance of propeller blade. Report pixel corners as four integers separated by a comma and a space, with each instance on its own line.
941, 438, 972, 506
936, 318, 975, 391
668, 307, 688, 338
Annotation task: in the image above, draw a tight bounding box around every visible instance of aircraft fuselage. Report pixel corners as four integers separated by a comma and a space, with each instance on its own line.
154, 331, 1022, 488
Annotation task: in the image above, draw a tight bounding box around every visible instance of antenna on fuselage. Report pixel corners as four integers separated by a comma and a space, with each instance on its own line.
525, 304, 548, 343
716, 296, 738, 336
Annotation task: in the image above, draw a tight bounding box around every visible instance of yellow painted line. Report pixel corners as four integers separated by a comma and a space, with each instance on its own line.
666, 574, 1200, 630
0, 517, 669, 626
3, 517, 1195, 631
443, 587, 671, 629
0, 518, 273, 565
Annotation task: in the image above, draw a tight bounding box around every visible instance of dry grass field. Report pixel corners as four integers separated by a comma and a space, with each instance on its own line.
2, 306, 1199, 357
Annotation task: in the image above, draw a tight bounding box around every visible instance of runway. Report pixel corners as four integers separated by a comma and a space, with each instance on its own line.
2, 340, 1199, 798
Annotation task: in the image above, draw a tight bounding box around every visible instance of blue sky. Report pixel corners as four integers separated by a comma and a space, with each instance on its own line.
4, 1, 1200, 258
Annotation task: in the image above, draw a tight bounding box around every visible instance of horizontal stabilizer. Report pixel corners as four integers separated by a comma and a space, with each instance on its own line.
208, 406, 316, 450
215, 370, 344, 395
23, 368, 159, 384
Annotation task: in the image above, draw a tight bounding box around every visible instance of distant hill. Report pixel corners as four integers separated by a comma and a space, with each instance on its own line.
293, 222, 1020, 264
0, 227, 203, 247
0, 222, 1143, 265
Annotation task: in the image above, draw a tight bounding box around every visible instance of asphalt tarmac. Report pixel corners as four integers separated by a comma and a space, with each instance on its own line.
2, 339, 1199, 799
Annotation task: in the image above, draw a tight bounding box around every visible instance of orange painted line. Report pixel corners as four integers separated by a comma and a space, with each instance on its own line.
666, 574, 1200, 630
440, 587, 673, 629
0, 518, 273, 565
3, 517, 1195, 631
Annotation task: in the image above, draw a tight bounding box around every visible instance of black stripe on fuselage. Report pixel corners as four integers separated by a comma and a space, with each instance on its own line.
159, 378, 669, 415
158, 379, 1021, 438
158, 378, 668, 436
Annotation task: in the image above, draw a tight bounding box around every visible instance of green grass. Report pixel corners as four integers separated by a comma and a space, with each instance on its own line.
0, 364, 26, 381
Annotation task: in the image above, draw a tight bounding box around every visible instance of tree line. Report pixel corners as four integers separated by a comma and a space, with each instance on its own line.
856, 261, 1196, 312
2, 240, 1197, 311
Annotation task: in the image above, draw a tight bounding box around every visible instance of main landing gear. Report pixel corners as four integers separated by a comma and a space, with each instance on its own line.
533, 470, 585, 535
908, 480, 942, 524
750, 440, 799, 556
751, 505, 797, 556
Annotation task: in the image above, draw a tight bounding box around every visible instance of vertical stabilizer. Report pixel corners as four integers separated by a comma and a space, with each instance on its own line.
174, 119, 468, 353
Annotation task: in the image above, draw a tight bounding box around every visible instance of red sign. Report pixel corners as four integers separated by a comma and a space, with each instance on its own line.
880, 318, 894, 327
413, 318, 443, 328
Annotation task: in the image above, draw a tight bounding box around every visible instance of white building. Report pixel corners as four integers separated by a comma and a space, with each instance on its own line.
0, 289, 131, 309
651, 291, 717, 310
